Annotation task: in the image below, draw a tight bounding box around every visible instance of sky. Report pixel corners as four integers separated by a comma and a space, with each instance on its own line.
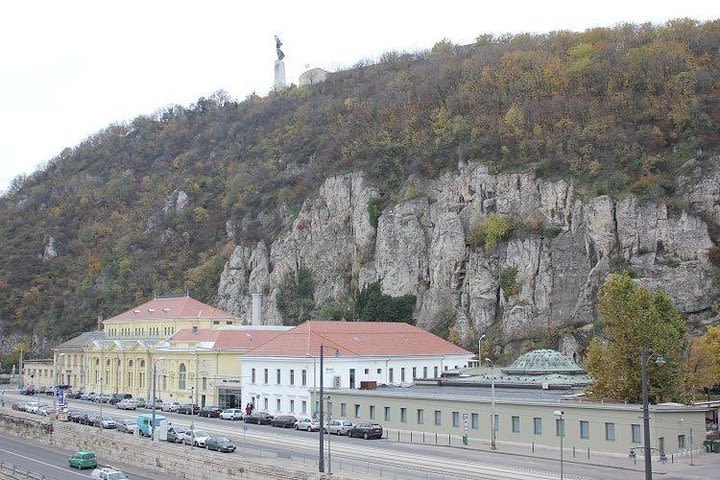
0, 1, 717, 193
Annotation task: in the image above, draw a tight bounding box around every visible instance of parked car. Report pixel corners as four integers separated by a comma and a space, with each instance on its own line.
109, 393, 132, 405
176, 403, 199, 415
148, 398, 163, 410
80, 392, 94, 401
37, 404, 50, 416
67, 411, 83, 423
347, 422, 383, 439
96, 416, 117, 429
198, 406, 222, 418
96, 394, 112, 403
66, 390, 83, 399
20, 385, 35, 395
23, 401, 40, 414
166, 425, 188, 443
271, 415, 298, 428
116, 399, 137, 410
90, 467, 128, 480
81, 413, 97, 425
244, 411, 274, 425
295, 417, 320, 431
134, 397, 147, 408
205, 436, 237, 453
69, 450, 97, 469
326, 419, 354, 435
182, 429, 211, 447
161, 400, 181, 412
116, 418, 138, 434
219, 408, 244, 421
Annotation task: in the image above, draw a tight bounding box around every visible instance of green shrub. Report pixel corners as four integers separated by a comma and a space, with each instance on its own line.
468, 214, 512, 251
354, 282, 416, 324
276, 266, 316, 326
367, 197, 390, 229
500, 266, 519, 297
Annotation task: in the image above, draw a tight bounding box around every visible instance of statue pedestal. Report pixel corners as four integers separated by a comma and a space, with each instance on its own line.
274, 60, 286, 89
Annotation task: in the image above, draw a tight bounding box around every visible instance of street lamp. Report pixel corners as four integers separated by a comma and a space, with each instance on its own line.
485, 357, 496, 450
554, 410, 565, 480
151, 357, 166, 441
478, 335, 486, 368
55, 353, 66, 417
641, 349, 665, 480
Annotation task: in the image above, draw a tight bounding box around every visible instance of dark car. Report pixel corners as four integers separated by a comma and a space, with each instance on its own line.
166, 425, 188, 443
205, 436, 237, 453
83, 413, 99, 426
244, 411, 274, 425
20, 385, 35, 395
198, 406, 222, 418
270, 415, 297, 428
109, 393, 132, 405
116, 418, 138, 434
177, 404, 200, 415
347, 422, 383, 439
67, 411, 84, 423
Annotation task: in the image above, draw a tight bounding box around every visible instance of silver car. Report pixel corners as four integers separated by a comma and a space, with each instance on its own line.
219, 408, 244, 420
326, 419, 353, 435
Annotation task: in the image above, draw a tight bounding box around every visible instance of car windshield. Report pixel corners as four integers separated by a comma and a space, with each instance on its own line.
214, 437, 230, 443
101, 417, 113, 421
195, 431, 209, 437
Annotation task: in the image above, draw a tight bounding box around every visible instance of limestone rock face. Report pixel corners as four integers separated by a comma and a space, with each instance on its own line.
216, 164, 720, 350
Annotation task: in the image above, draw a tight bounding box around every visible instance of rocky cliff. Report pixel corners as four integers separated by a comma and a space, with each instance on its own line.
217, 160, 720, 355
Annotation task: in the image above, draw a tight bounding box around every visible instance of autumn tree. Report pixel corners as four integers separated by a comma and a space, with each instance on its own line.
685, 326, 720, 399
585, 272, 688, 403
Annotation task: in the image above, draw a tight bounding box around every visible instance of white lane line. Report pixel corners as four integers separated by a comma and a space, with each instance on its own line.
0, 447, 88, 478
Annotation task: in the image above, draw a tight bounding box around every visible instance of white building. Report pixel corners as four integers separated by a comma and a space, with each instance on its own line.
240, 321, 473, 416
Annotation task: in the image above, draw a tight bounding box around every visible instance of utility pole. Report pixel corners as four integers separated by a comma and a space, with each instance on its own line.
318, 344, 325, 473
485, 357, 496, 450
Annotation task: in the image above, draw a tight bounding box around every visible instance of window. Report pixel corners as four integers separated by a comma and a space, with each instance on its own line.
264, 398, 268, 410
417, 409, 425, 424
364, 368, 369, 374
376, 368, 382, 375
202, 377, 207, 390
512, 416, 520, 433
389, 368, 394, 383
400, 367, 405, 382
354, 404, 361, 418
580, 420, 589, 439
369, 405, 376, 419
434, 366, 438, 377
263, 368, 268, 384
401, 408, 408, 423
162, 375, 167, 390
659, 437, 665, 453
556, 418, 564, 437
251, 368, 256, 384
471, 413, 479, 429
302, 401, 307, 413
605, 422, 615, 442
276, 369, 281, 385
340, 403, 347, 417
290, 369, 295, 385
290, 400, 295, 413
494, 414, 499, 432
631, 424, 641, 443
384, 406, 391, 421
678, 435, 686, 449
412, 367, 417, 379
276, 399, 281, 411
301, 369, 307, 386
452, 412, 460, 428
434, 410, 442, 426
178, 363, 186, 390
534, 418, 542, 435
423, 366, 428, 378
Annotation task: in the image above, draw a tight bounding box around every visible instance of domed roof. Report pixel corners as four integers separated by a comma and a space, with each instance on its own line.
502, 349, 585, 375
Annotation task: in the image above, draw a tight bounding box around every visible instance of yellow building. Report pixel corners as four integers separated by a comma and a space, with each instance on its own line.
53, 296, 288, 407
21, 359, 55, 390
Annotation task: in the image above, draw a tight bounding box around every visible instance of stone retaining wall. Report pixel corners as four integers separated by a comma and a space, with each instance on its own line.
0, 409, 345, 480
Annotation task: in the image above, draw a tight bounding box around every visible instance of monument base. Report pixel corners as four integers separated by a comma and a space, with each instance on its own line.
274, 60, 286, 89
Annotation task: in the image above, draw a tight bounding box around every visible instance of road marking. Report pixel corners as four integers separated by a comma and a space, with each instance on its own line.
0, 447, 88, 478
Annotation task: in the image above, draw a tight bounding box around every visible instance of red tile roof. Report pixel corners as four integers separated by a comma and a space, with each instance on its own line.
105, 297, 237, 323
247, 321, 471, 357
169, 328, 284, 351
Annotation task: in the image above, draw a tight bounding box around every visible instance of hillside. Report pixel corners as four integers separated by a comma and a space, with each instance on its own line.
1, 19, 719, 358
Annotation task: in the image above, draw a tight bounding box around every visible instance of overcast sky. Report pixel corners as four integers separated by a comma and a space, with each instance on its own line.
0, 1, 717, 193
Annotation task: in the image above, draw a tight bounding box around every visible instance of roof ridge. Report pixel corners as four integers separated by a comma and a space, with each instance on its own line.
313, 331, 361, 356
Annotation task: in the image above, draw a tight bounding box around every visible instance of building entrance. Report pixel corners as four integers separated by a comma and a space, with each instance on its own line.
218, 388, 241, 409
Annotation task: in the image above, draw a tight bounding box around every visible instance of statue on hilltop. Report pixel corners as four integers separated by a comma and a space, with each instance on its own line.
275, 35, 285, 61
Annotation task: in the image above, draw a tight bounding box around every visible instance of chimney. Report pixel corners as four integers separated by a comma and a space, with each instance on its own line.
192, 325, 198, 335
252, 293, 263, 325
97, 315, 103, 331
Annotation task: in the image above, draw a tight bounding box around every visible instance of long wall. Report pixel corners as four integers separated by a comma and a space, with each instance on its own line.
324, 389, 707, 456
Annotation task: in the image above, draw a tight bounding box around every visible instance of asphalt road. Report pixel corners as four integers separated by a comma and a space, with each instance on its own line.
2, 389, 717, 480
0, 432, 171, 480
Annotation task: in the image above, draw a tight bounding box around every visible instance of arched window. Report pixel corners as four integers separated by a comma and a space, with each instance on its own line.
128, 360, 134, 368
178, 363, 187, 390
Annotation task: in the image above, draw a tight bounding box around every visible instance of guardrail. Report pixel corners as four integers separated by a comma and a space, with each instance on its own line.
0, 461, 54, 480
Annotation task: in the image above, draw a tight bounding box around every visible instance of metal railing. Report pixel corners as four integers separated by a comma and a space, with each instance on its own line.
0, 461, 54, 480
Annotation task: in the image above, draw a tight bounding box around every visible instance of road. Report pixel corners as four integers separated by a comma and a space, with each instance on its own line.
2, 389, 716, 480
0, 432, 173, 480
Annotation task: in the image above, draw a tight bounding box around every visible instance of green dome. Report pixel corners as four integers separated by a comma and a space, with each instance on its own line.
502, 349, 585, 375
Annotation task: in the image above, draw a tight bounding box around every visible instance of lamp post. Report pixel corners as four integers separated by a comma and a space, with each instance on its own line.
318, 344, 325, 473
485, 357, 496, 450
640, 349, 665, 480
326, 396, 332, 475
554, 410, 565, 480
55, 353, 66, 417
151, 357, 166, 441
477, 335, 485, 368
97, 377, 103, 425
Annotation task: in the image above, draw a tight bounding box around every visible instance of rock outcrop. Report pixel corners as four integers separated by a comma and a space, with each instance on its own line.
217, 162, 720, 352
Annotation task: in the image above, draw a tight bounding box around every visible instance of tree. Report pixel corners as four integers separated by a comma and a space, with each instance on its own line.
685, 326, 720, 399
585, 272, 688, 403
276, 266, 316, 326
354, 282, 416, 324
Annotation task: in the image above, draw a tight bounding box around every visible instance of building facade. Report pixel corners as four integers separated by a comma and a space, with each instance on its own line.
241, 321, 474, 416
